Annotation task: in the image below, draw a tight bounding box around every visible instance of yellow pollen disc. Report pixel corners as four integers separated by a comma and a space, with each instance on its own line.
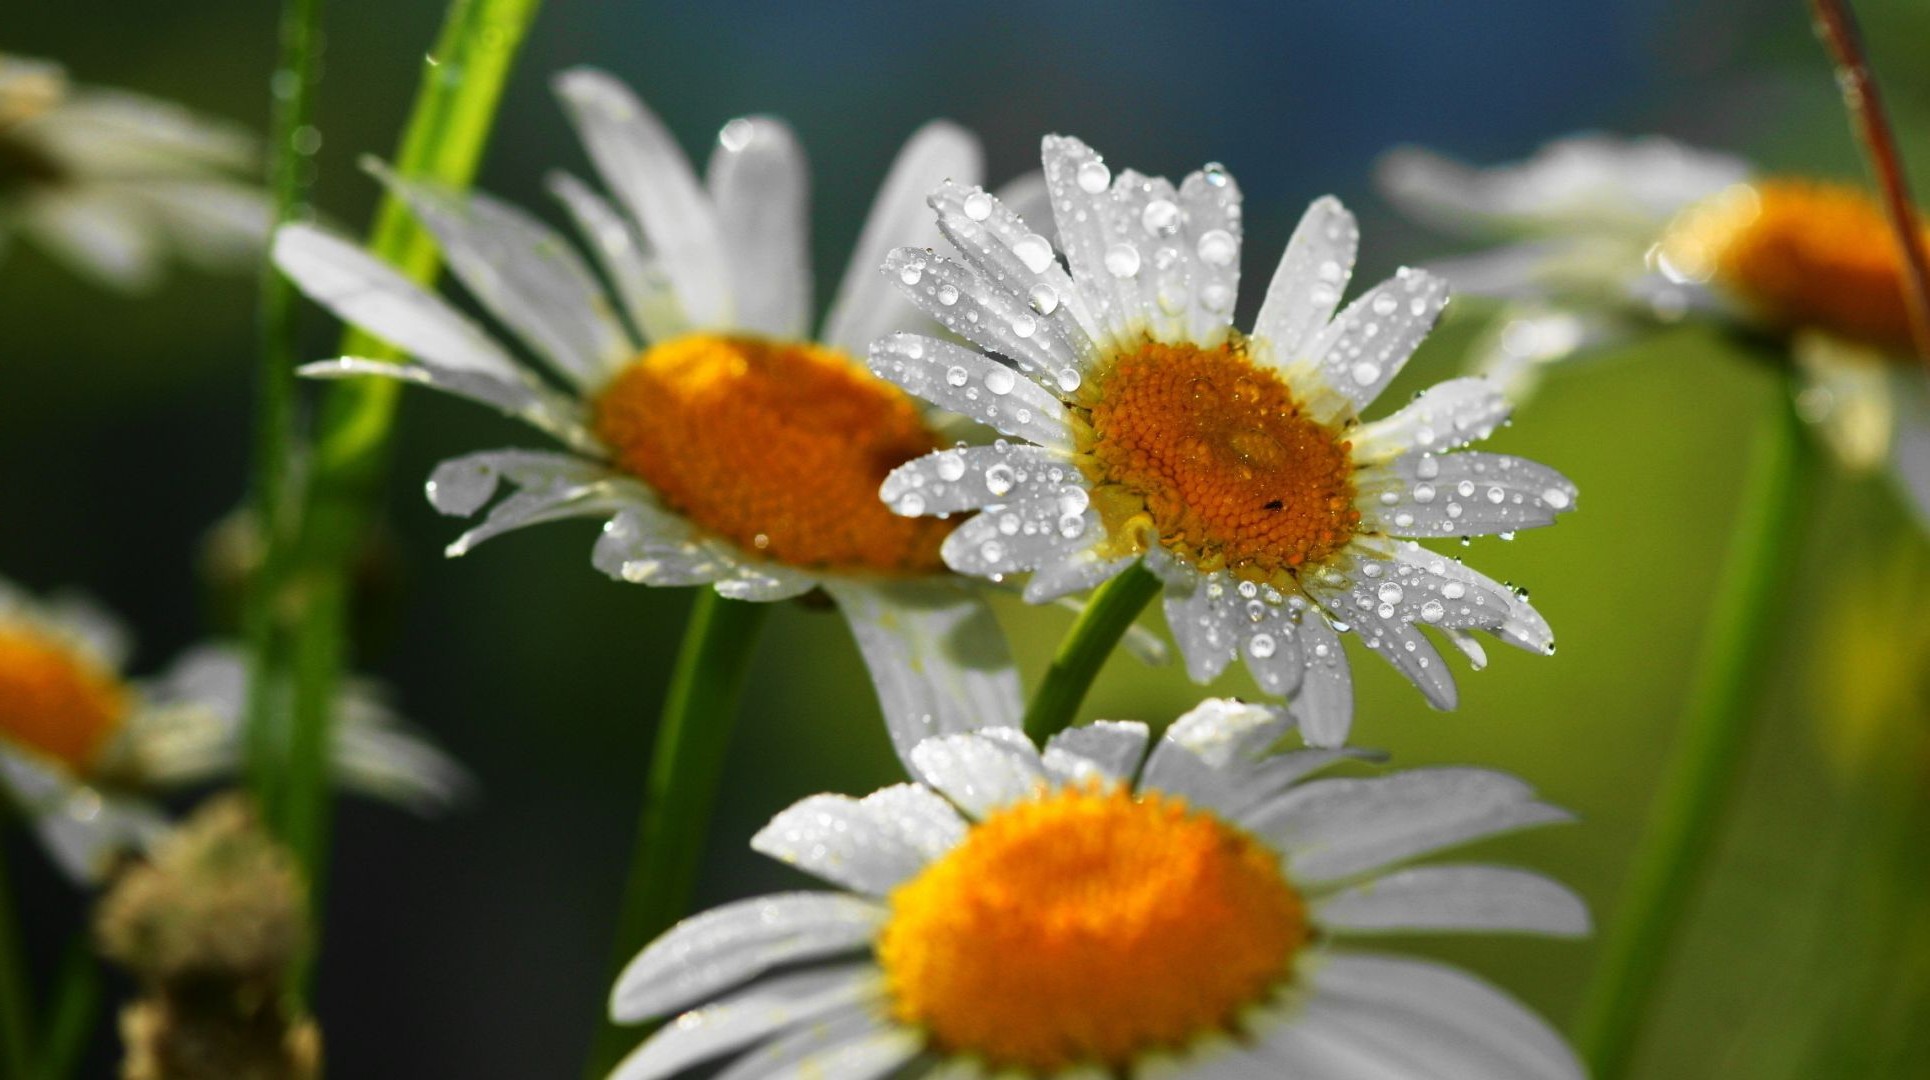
1661, 178, 1930, 356
591, 334, 952, 574
1079, 338, 1360, 584
877, 785, 1308, 1072
0, 624, 129, 773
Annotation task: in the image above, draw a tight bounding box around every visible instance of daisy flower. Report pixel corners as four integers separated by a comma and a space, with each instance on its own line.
0, 576, 468, 883
1378, 135, 1930, 528
273, 70, 1031, 763
870, 137, 1576, 746
606, 698, 1588, 1080
0, 53, 270, 291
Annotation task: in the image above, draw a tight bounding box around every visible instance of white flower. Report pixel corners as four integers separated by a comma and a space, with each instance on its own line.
607, 699, 1587, 1080
272, 70, 1041, 765
0, 576, 468, 883
0, 53, 270, 291
1378, 134, 1930, 531
871, 136, 1575, 746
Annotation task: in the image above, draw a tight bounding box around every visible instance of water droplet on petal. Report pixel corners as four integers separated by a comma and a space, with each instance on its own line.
1076, 160, 1111, 194
945, 365, 969, 387
1104, 243, 1141, 278
985, 368, 1017, 395
984, 463, 1016, 496
936, 284, 959, 306
1248, 633, 1277, 659
962, 190, 994, 221
1014, 234, 1055, 274
1196, 229, 1237, 267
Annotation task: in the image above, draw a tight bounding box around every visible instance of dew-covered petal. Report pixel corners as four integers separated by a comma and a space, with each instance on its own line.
1251, 767, 1574, 884
299, 358, 595, 451
1284, 953, 1585, 1080
1299, 267, 1449, 421
1291, 610, 1355, 748
1042, 720, 1151, 786
1255, 196, 1358, 364
592, 506, 739, 588
1177, 162, 1244, 345
938, 494, 1099, 579
927, 178, 1099, 369
274, 224, 525, 383
883, 248, 1086, 378
906, 729, 1048, 819
371, 163, 634, 388
853, 783, 970, 861
1024, 548, 1135, 605
1042, 134, 1154, 348
709, 1006, 920, 1080
1380, 544, 1554, 654
609, 892, 886, 1022
547, 170, 685, 345
991, 171, 1053, 245
869, 333, 1078, 450
1314, 865, 1590, 937
609, 965, 884, 1080
1352, 377, 1513, 464
882, 443, 1080, 518
707, 116, 811, 340
751, 794, 937, 895
1161, 577, 1238, 684
824, 582, 1023, 772
822, 120, 982, 355
1314, 545, 1515, 639
424, 449, 626, 544
709, 562, 818, 604
1358, 452, 1577, 537
553, 68, 730, 329
1139, 699, 1296, 813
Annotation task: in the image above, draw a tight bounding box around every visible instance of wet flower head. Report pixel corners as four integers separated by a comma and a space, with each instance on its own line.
0, 618, 128, 773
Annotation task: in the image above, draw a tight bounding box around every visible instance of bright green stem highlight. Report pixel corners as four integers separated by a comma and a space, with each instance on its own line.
1022, 562, 1161, 743
585, 592, 770, 1079
1576, 392, 1820, 1079
31, 934, 99, 1080
0, 833, 32, 1080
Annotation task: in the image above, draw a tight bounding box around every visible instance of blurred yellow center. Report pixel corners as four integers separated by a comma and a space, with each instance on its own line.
1080, 339, 1359, 584
0, 624, 128, 773
1660, 178, 1930, 356
877, 784, 1307, 1072
591, 334, 951, 574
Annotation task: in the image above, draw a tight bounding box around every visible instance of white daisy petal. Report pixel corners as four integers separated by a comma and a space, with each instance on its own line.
552, 68, 731, 329
869, 333, 1080, 449
823, 582, 1023, 771
298, 358, 595, 451
1351, 377, 1513, 464
547, 170, 685, 345
1296, 953, 1585, 1080
1379, 544, 1554, 654
370, 163, 634, 388
707, 116, 811, 340
883, 248, 1086, 378
1041, 720, 1151, 786
1162, 577, 1240, 684
20, 189, 161, 291
610, 965, 884, 1080
1255, 196, 1358, 364
592, 506, 738, 588
710, 563, 818, 604
609, 892, 886, 1022
1291, 612, 1356, 748
751, 794, 936, 896
1359, 452, 1577, 537
1314, 864, 1590, 937
822, 120, 983, 355
709, 1006, 920, 1080
906, 729, 1048, 818
853, 782, 970, 861
1139, 699, 1296, 811
1302, 267, 1450, 419
1023, 548, 1136, 604
882, 444, 1079, 517
938, 494, 1098, 578
273, 224, 525, 383
990, 171, 1053, 245
1348, 607, 1457, 710
1042, 134, 1143, 347
1318, 546, 1515, 637
423, 449, 625, 539
1253, 767, 1574, 884
927, 179, 1098, 366
1177, 162, 1244, 345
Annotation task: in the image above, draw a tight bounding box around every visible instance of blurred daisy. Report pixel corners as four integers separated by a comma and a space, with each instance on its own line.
607, 698, 1587, 1080
0, 577, 468, 884
0, 53, 269, 291
1379, 135, 1930, 528
274, 70, 1030, 763
872, 137, 1574, 746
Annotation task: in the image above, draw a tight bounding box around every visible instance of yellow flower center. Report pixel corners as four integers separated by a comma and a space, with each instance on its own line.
0, 624, 129, 774
877, 784, 1308, 1073
591, 334, 952, 574
1078, 338, 1359, 585
1660, 178, 1930, 356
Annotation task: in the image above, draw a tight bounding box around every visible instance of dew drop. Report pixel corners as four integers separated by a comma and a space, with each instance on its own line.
1412, 483, 1436, 504
1196, 229, 1237, 267
1248, 633, 1277, 659
1029, 283, 1060, 313
1350, 361, 1381, 386
1371, 293, 1398, 316
1543, 488, 1572, 510
945, 365, 969, 387
984, 463, 1016, 496
1441, 582, 1466, 600
985, 368, 1017, 395
1416, 456, 1440, 480
896, 492, 926, 516
937, 454, 966, 482
1055, 367, 1083, 393
1014, 234, 1056, 274
1076, 160, 1111, 194
899, 262, 924, 285
1141, 199, 1181, 236
980, 539, 1006, 563
1376, 583, 1404, 605
1420, 600, 1445, 623
1104, 243, 1142, 278
1011, 314, 1037, 338
962, 190, 994, 221
936, 283, 959, 306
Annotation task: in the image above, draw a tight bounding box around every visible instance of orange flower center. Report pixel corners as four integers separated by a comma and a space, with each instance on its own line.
877, 784, 1307, 1073
1660, 177, 1930, 356
591, 334, 952, 574
1079, 338, 1359, 585
0, 624, 129, 774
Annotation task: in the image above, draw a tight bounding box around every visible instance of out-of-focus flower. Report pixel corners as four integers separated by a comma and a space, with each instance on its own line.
606, 699, 1587, 1080
0, 576, 468, 884
0, 53, 270, 291
1379, 134, 1930, 529
872, 137, 1575, 746
273, 71, 1035, 765
1809, 537, 1930, 782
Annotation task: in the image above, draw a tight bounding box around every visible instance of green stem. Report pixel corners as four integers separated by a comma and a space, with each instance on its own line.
30, 934, 98, 1080
1575, 391, 1820, 1078
584, 592, 770, 1078
1022, 563, 1161, 743
0, 829, 33, 1080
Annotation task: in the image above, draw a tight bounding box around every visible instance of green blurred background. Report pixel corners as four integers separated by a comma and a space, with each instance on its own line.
4, 0, 1929, 1075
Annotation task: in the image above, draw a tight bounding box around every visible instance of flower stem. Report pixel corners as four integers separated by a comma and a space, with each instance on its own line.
1575, 390, 1821, 1079
585, 591, 770, 1078
1022, 562, 1161, 743
0, 829, 32, 1080
30, 933, 99, 1080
